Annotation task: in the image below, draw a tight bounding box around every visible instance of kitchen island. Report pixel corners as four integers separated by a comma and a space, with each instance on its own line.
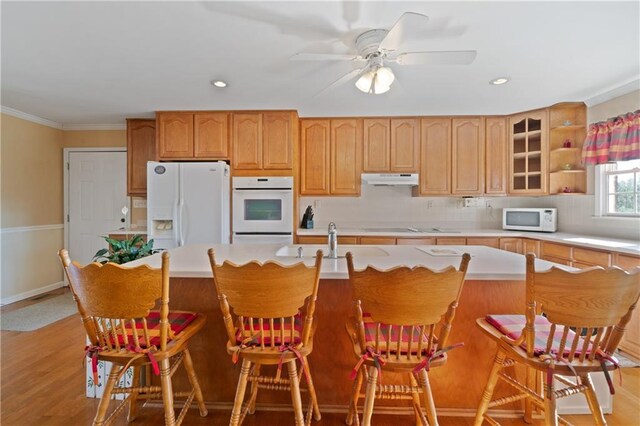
126, 244, 591, 418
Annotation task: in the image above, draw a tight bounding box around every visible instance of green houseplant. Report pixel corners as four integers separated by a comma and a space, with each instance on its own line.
93, 234, 158, 264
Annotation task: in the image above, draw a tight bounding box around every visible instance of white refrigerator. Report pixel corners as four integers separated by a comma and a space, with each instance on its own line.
147, 161, 230, 249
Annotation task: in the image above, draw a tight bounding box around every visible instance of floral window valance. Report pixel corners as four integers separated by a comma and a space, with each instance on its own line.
582, 110, 640, 165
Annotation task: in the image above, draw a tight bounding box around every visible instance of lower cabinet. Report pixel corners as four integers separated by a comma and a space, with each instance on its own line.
436, 238, 466, 245
613, 253, 640, 359
499, 238, 522, 254
297, 236, 357, 245
396, 237, 436, 245
522, 239, 541, 257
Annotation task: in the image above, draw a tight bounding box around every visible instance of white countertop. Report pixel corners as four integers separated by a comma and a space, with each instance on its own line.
126, 243, 567, 281
297, 228, 640, 256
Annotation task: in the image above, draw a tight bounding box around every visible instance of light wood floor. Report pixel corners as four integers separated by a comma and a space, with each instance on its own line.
2, 288, 639, 425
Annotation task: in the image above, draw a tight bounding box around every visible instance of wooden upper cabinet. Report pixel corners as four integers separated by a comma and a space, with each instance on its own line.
485, 117, 507, 195
194, 112, 229, 158
419, 118, 451, 195
331, 119, 362, 195
157, 112, 193, 158
126, 119, 156, 196
508, 109, 548, 195
232, 113, 263, 170
263, 112, 293, 169
300, 119, 330, 195
363, 119, 390, 172
452, 117, 484, 195
390, 118, 420, 172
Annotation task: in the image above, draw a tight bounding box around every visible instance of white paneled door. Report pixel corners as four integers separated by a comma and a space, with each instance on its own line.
68, 151, 127, 265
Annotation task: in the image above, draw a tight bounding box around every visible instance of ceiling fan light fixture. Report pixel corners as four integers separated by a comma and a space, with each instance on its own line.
489, 77, 509, 85
355, 67, 394, 94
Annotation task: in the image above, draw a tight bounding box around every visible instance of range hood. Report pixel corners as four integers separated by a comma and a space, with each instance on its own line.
361, 173, 419, 186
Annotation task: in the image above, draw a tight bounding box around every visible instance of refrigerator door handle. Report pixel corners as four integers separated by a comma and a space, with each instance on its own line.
178, 201, 185, 247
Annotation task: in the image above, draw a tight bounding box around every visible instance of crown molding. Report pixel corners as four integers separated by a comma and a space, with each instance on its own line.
62, 123, 126, 131
585, 78, 640, 107
1, 106, 62, 129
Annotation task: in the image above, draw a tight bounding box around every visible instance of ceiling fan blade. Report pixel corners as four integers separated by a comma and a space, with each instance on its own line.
394, 50, 477, 65
291, 53, 363, 61
378, 12, 430, 52
314, 66, 369, 97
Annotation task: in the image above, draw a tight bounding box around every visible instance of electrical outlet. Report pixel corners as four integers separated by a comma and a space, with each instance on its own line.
485, 200, 493, 208
426, 200, 433, 209
314, 199, 321, 209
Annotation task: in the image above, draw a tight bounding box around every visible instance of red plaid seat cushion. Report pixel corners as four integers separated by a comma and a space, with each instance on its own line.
486, 314, 583, 356
118, 311, 197, 348
362, 313, 430, 355
236, 314, 303, 346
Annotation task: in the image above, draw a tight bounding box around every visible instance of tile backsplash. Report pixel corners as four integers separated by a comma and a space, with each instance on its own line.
300, 185, 640, 241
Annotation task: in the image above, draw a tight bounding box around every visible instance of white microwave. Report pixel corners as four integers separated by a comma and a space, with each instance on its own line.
503, 208, 557, 233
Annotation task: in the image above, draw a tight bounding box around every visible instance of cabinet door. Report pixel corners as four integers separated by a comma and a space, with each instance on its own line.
127, 119, 156, 196
420, 118, 451, 195
363, 119, 390, 172
300, 120, 330, 195
157, 112, 194, 158
485, 117, 507, 194
452, 117, 484, 195
263, 112, 293, 169
522, 239, 541, 257
232, 113, 263, 169
508, 109, 548, 195
390, 118, 419, 172
500, 238, 522, 254
331, 119, 362, 195
194, 112, 229, 158
573, 247, 611, 267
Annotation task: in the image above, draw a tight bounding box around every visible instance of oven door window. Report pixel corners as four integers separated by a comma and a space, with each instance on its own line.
506, 212, 540, 227
244, 199, 282, 221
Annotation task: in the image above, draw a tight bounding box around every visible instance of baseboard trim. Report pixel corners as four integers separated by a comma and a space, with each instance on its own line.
0, 281, 65, 306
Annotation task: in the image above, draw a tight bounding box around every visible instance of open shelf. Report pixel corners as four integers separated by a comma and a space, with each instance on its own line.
550, 147, 580, 154
550, 125, 585, 131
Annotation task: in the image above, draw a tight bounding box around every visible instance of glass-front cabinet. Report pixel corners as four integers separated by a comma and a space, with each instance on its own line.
508, 110, 548, 194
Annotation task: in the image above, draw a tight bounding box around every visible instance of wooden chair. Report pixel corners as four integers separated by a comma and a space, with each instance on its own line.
208, 249, 323, 426
58, 249, 208, 426
345, 251, 471, 426
474, 253, 640, 426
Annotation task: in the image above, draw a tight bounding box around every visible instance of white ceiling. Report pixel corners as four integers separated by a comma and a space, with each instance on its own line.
2, 1, 639, 126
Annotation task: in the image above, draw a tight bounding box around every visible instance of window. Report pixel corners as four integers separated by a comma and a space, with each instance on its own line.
597, 159, 640, 217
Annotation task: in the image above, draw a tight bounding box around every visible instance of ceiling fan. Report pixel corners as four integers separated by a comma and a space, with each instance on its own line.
291, 12, 477, 95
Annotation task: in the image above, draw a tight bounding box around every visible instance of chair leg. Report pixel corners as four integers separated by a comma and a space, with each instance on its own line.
473, 348, 507, 426
159, 358, 177, 426
409, 372, 427, 426
524, 366, 538, 424
361, 366, 379, 426
543, 374, 558, 426
581, 374, 607, 426
93, 364, 122, 426
288, 360, 305, 426
346, 368, 364, 425
127, 366, 140, 422
182, 348, 208, 417
302, 356, 321, 421
230, 358, 251, 426
419, 369, 438, 426
247, 363, 260, 415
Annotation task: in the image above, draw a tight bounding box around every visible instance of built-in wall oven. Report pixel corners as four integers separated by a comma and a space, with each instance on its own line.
232, 176, 294, 244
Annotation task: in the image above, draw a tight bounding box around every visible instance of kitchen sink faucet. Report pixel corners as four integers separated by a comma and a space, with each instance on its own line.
328, 222, 338, 259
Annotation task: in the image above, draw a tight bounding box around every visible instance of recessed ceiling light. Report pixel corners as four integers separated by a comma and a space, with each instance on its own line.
490, 77, 510, 85
211, 80, 227, 88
